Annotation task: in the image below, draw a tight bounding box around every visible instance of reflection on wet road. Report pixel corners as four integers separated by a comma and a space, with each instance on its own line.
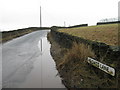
2, 30, 65, 88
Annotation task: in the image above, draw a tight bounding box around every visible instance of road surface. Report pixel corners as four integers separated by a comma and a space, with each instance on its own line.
2, 30, 65, 88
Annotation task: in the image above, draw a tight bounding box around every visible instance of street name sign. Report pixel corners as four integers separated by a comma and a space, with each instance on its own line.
87, 57, 115, 76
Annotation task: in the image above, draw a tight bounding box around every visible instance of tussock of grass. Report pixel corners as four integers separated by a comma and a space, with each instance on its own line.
59, 24, 119, 46
58, 42, 95, 69
55, 42, 116, 88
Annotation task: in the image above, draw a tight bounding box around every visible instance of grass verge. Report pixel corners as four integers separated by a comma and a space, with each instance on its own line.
1, 27, 50, 43
47, 32, 117, 88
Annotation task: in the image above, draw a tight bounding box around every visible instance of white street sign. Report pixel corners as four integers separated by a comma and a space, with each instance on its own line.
87, 57, 115, 76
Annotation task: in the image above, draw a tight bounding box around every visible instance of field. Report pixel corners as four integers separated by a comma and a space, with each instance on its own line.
59, 24, 119, 46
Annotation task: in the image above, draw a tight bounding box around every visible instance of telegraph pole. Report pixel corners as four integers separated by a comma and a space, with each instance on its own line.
40, 6, 42, 27
64, 21, 66, 27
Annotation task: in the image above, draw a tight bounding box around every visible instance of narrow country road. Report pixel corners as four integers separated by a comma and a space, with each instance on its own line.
2, 30, 65, 88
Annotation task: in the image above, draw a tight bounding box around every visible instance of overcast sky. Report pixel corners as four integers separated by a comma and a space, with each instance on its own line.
0, 0, 119, 31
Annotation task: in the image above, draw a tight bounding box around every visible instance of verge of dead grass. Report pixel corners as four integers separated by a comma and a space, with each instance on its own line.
48, 32, 117, 88
56, 42, 116, 88
58, 42, 95, 69
1, 30, 33, 43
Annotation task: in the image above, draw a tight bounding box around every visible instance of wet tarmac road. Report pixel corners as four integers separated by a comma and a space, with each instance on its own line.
2, 30, 65, 88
